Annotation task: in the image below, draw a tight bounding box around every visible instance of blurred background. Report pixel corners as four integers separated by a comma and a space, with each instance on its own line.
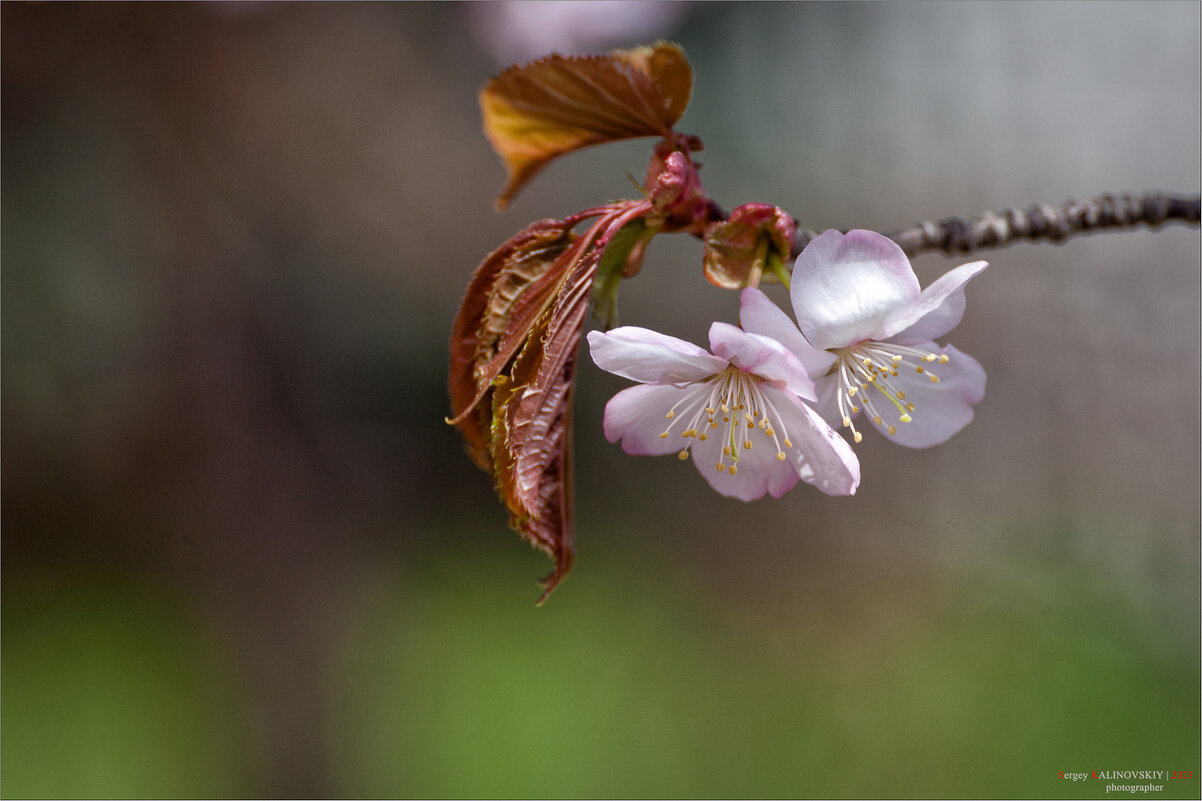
3, 2, 1198, 797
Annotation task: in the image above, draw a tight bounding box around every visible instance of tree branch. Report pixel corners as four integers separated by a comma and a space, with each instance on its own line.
793, 191, 1201, 258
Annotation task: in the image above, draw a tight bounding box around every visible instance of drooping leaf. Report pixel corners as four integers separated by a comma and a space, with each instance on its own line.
448, 219, 576, 468
449, 201, 654, 601
491, 256, 595, 602
480, 41, 693, 209
487, 337, 575, 604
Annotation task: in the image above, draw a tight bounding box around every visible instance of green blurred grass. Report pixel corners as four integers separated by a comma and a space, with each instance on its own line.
2, 522, 1196, 799
1, 573, 251, 799
330, 522, 1200, 799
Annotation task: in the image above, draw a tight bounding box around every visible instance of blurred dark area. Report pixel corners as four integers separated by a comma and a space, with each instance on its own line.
2, 3, 1198, 798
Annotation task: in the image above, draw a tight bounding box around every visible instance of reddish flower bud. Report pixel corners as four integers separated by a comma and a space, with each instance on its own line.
702, 203, 798, 289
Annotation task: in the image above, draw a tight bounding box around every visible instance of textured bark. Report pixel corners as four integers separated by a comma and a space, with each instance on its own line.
791, 192, 1201, 259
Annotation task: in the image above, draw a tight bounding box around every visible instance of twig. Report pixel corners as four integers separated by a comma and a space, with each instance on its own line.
793, 191, 1201, 258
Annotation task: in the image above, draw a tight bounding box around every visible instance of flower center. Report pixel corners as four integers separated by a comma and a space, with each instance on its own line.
658, 367, 794, 475
830, 341, 948, 442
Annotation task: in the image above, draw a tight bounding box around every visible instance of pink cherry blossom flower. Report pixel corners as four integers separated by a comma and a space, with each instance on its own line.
586, 322, 860, 500
741, 229, 988, 448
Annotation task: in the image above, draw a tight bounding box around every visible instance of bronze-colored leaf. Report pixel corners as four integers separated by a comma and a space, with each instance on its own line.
480, 41, 693, 209
448, 219, 576, 469
449, 201, 654, 601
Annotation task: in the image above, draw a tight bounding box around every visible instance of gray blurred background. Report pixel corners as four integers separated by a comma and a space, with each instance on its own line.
3, 2, 1198, 798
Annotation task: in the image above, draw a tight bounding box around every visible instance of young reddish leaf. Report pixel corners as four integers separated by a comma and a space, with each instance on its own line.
448, 219, 576, 469
480, 41, 693, 209
702, 202, 798, 288
449, 201, 654, 601
490, 272, 588, 603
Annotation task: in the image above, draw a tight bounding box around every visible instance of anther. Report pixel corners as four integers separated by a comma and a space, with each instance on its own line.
665, 410, 675, 419
728, 465, 738, 476
853, 431, 863, 443
899, 413, 912, 423
716, 463, 725, 472
743, 440, 753, 449
928, 374, 940, 383
776, 452, 786, 461
659, 431, 669, 439
938, 354, 949, 363
678, 450, 689, 461
915, 365, 925, 374
888, 425, 897, 435
842, 416, 852, 428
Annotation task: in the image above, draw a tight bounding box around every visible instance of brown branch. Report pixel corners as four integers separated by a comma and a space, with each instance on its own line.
792, 191, 1201, 258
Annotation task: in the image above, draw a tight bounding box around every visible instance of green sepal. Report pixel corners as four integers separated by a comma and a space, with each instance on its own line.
591, 218, 658, 329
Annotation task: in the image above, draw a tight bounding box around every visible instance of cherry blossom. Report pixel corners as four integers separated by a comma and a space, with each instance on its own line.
586, 323, 860, 500
741, 229, 988, 448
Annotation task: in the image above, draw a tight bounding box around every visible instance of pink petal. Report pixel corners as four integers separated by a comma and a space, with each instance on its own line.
587, 327, 726, 385
602, 383, 707, 456
762, 385, 860, 496
790, 229, 920, 349
688, 429, 802, 502
863, 343, 986, 448
882, 261, 988, 344
810, 372, 845, 432
707, 322, 816, 401
738, 287, 836, 377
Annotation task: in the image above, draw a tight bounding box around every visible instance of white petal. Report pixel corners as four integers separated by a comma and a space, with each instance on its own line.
763, 385, 861, 496
882, 260, 988, 344
738, 287, 835, 377
790, 230, 919, 349
587, 327, 726, 385
602, 383, 707, 455
707, 322, 816, 401
864, 343, 986, 448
